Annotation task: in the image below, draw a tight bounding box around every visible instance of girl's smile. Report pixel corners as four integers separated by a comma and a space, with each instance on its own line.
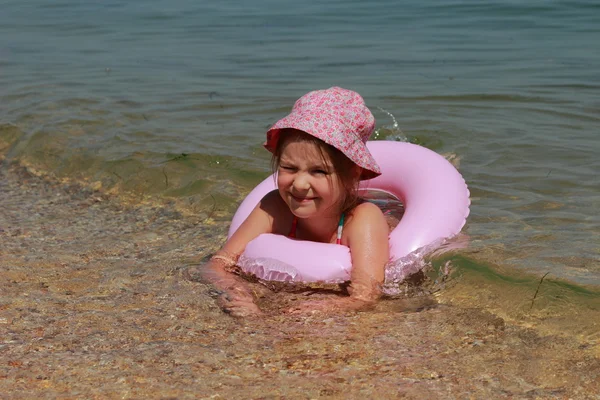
290, 194, 316, 202
276, 139, 342, 220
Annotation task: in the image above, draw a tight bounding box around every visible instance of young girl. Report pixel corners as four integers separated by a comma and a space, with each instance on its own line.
200, 87, 390, 316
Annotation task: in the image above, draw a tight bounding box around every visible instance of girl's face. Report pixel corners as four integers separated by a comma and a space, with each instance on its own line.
277, 138, 343, 220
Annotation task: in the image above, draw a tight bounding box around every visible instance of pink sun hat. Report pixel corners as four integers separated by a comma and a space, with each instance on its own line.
264, 86, 381, 180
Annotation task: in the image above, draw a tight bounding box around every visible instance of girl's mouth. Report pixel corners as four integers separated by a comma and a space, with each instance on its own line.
291, 194, 316, 202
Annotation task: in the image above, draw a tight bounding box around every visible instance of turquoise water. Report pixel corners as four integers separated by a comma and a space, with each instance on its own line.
1, 0, 599, 287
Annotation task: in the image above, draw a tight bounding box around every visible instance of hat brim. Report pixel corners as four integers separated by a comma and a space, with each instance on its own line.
265, 119, 381, 181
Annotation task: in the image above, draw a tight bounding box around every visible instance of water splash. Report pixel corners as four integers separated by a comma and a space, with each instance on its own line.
373, 107, 407, 142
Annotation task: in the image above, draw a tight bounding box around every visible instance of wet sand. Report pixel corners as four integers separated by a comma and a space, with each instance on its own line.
1, 166, 599, 399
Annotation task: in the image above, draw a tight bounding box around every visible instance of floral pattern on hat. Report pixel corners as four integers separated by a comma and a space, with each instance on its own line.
265, 87, 381, 180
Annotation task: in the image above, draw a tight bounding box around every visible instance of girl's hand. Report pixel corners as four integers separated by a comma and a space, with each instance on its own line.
217, 288, 263, 317
184, 257, 263, 318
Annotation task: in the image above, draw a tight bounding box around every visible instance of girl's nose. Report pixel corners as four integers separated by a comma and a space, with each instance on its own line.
293, 173, 310, 191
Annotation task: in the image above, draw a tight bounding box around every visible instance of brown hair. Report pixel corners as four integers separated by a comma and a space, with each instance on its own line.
271, 129, 361, 214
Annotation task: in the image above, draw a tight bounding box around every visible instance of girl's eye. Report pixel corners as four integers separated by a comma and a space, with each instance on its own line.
280, 165, 295, 171
313, 169, 328, 175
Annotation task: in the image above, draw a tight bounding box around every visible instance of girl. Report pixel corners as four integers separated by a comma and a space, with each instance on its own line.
199, 87, 390, 316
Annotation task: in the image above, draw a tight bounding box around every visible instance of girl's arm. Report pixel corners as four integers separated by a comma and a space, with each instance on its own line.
200, 190, 287, 316
287, 202, 389, 314
345, 201, 389, 302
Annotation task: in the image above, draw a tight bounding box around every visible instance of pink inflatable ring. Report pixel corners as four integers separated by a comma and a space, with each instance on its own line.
228, 141, 470, 283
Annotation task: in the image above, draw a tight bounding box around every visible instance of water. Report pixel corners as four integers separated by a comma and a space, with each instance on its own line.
1, 1, 599, 303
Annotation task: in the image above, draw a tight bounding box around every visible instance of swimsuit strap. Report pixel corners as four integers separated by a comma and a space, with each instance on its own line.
336, 213, 345, 244
288, 216, 298, 238
288, 213, 345, 244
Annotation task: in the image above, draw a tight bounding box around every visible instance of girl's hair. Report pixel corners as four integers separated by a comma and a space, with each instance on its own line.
271, 129, 361, 214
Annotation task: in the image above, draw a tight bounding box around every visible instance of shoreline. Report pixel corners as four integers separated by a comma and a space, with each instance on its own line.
1, 166, 599, 398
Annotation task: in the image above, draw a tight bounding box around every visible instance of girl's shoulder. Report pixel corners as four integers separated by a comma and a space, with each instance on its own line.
260, 189, 287, 211
344, 201, 387, 237
350, 200, 385, 219
261, 188, 284, 205
260, 189, 294, 234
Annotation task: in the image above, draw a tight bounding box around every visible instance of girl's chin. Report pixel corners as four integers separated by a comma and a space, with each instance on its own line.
289, 204, 322, 218
288, 196, 317, 208
290, 208, 318, 218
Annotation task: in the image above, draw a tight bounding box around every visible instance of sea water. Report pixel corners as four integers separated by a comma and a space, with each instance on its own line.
1, 0, 599, 331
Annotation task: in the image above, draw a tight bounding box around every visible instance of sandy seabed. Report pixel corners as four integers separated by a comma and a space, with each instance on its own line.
1, 166, 599, 399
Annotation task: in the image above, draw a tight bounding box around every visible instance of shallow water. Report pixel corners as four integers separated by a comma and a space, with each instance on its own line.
1, 0, 600, 396
1, 168, 599, 398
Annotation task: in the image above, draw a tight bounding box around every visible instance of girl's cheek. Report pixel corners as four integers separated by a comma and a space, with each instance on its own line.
277, 173, 291, 188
